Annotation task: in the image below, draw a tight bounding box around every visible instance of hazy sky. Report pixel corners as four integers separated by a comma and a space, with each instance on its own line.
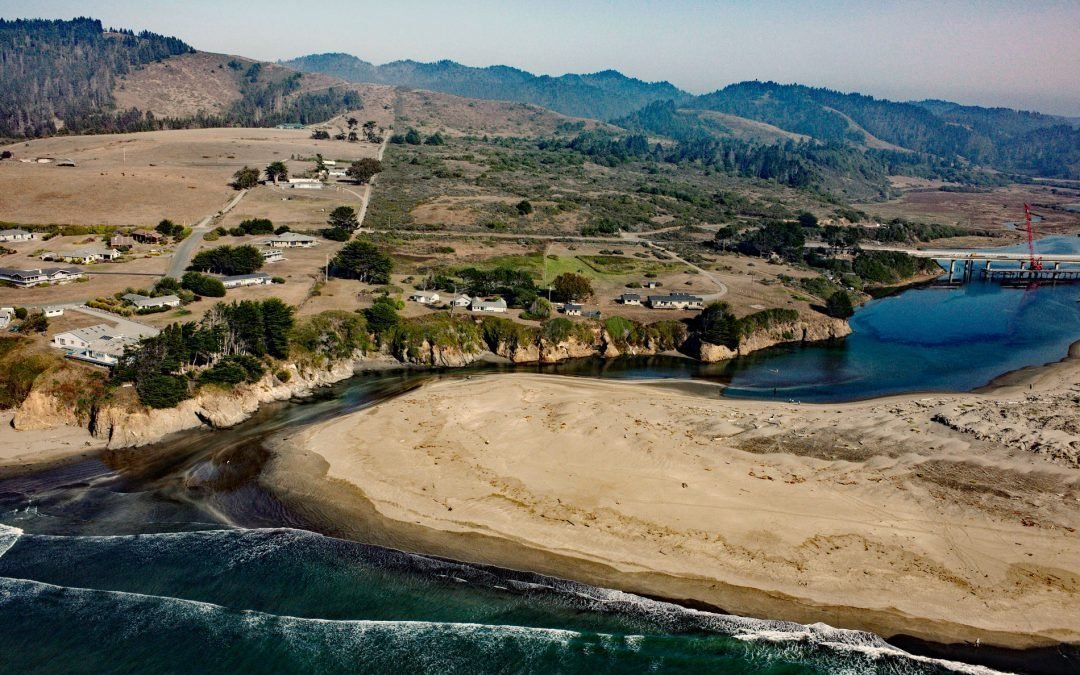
4, 0, 1079, 115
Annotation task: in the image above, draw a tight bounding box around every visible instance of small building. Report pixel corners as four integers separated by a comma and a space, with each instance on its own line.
287, 178, 323, 190
56, 159, 77, 167
643, 280, 661, 289
39, 306, 65, 318
582, 309, 602, 319
409, 291, 440, 305
619, 293, 641, 305
0, 308, 12, 329
648, 293, 704, 310
262, 248, 285, 263
220, 272, 273, 288
0, 266, 83, 288
110, 234, 136, 248
450, 295, 471, 308
132, 230, 164, 244
470, 297, 508, 313
322, 160, 337, 167
122, 293, 181, 310
562, 303, 583, 316
40, 248, 120, 264
266, 232, 317, 248
327, 169, 347, 178
0, 229, 34, 242
52, 324, 148, 367
276, 123, 306, 130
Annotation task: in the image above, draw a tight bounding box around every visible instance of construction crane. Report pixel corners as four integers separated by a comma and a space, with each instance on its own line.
1024, 203, 1042, 271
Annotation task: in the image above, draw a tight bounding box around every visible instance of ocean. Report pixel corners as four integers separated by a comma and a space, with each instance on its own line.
2, 238, 1079, 673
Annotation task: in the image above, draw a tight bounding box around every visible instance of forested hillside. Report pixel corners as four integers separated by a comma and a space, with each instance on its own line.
691, 82, 1080, 179
0, 18, 362, 138
0, 17, 192, 136
282, 53, 688, 120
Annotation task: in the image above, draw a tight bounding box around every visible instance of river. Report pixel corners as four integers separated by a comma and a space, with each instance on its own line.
1, 239, 1079, 673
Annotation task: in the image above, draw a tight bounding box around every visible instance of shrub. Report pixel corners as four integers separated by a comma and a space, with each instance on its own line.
239, 218, 274, 235
480, 316, 538, 352
199, 355, 265, 386
825, 291, 855, 319
181, 272, 226, 298
136, 374, 190, 409
275, 369, 291, 383
322, 227, 350, 241
290, 310, 372, 363
736, 308, 800, 338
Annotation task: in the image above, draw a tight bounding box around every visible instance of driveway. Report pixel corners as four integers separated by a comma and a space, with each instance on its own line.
166, 189, 248, 278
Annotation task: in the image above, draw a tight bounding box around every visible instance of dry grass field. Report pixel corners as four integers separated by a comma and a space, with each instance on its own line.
857, 184, 1080, 235
0, 127, 382, 227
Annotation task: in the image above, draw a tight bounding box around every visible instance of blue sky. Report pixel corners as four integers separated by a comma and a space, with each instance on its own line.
4, 0, 1079, 115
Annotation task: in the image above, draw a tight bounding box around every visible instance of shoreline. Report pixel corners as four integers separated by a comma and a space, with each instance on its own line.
265, 351, 1080, 651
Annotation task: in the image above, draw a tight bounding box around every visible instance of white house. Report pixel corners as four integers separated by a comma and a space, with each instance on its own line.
409, 291, 440, 305
266, 232, 317, 248
0, 267, 83, 288
287, 178, 323, 190
470, 297, 508, 313
122, 293, 181, 310
327, 169, 347, 178
220, 272, 273, 288
39, 306, 65, 318
0, 229, 34, 242
647, 293, 704, 310
262, 248, 285, 263
52, 323, 150, 367
40, 248, 120, 264
450, 295, 471, 308
643, 280, 661, 289
562, 303, 583, 316
619, 293, 641, 305
0, 307, 14, 329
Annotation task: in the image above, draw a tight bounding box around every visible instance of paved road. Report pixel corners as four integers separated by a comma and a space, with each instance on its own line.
166, 189, 248, 278
643, 241, 728, 300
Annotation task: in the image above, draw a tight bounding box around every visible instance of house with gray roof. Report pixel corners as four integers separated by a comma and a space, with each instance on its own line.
647, 293, 704, 310
0, 266, 83, 288
469, 297, 508, 313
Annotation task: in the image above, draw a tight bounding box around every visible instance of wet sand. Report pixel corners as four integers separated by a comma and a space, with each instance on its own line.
269, 351, 1080, 650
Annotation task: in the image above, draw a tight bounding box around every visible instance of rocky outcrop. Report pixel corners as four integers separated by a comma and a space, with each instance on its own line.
87, 357, 362, 449
12, 389, 82, 431
392, 340, 482, 368
696, 318, 851, 363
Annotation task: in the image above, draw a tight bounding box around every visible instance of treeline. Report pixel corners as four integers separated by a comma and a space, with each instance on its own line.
684, 82, 1079, 179
115, 299, 294, 408
0, 18, 192, 137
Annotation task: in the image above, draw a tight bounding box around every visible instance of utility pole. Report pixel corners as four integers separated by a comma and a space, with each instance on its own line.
325, 254, 330, 282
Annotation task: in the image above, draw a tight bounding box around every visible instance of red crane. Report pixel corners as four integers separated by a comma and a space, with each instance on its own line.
1024, 203, 1042, 271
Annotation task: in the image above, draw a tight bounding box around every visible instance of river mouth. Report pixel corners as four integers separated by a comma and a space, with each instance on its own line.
4, 243, 1080, 673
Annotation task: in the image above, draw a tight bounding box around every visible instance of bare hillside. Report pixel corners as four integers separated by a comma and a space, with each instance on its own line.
113, 52, 349, 119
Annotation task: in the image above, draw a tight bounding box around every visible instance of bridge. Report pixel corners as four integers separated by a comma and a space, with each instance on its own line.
806, 243, 1080, 283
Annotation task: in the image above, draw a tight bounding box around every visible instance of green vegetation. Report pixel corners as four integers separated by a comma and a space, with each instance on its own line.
332, 240, 394, 283
852, 250, 940, 284
189, 245, 263, 276
264, 161, 289, 185
181, 271, 226, 297
328, 206, 359, 231
0, 338, 59, 408
290, 310, 372, 365
347, 158, 383, 184
231, 166, 260, 190
198, 355, 265, 387
362, 295, 402, 337
551, 273, 593, 302
237, 218, 274, 235
825, 291, 855, 318
115, 299, 295, 408
390, 314, 483, 360
478, 316, 538, 352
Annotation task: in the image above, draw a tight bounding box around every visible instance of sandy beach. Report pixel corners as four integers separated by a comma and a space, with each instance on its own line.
0, 412, 105, 474
269, 352, 1080, 649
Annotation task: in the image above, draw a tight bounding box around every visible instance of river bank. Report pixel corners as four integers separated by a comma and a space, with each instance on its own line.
264, 346, 1080, 651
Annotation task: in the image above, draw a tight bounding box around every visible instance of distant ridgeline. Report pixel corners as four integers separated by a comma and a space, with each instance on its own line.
0, 18, 360, 138
281, 52, 690, 121
286, 52, 1079, 181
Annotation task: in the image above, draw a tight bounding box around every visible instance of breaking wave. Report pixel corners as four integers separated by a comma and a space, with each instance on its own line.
0, 526, 1006, 674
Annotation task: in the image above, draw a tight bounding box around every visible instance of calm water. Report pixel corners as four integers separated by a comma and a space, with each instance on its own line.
2, 238, 1079, 674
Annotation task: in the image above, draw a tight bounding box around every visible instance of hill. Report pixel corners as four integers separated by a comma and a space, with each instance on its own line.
281, 53, 689, 121
0, 18, 364, 138
688, 81, 1080, 179
0, 17, 192, 137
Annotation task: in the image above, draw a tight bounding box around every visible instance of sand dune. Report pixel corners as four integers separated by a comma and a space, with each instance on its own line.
273, 356, 1080, 649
